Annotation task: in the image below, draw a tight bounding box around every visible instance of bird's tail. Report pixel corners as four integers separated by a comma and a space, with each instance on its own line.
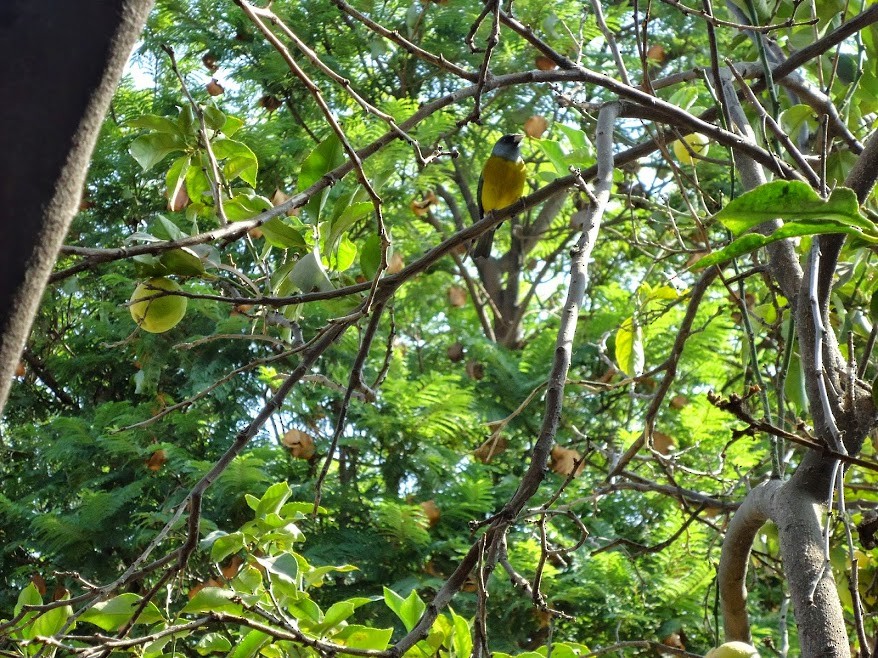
471, 228, 495, 260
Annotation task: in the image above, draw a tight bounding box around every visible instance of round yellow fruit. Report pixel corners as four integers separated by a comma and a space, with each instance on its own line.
672, 132, 710, 165
705, 641, 760, 658
130, 277, 188, 333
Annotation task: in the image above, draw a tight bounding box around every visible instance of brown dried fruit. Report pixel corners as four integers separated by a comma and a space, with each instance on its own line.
670, 394, 688, 410
271, 188, 290, 207
465, 360, 484, 380
646, 44, 667, 63
423, 560, 443, 577
79, 194, 95, 211
168, 184, 189, 212
259, 94, 282, 112
535, 55, 558, 71
533, 607, 553, 628
447, 341, 465, 363
473, 435, 508, 463
651, 431, 675, 455
523, 115, 548, 138
447, 285, 467, 307
282, 428, 316, 460
420, 500, 441, 527
410, 190, 438, 216
221, 554, 244, 579
662, 632, 685, 650
549, 445, 585, 476
202, 53, 219, 72
206, 78, 224, 96
598, 366, 617, 383
386, 251, 405, 274
248, 227, 264, 239
146, 449, 167, 471
31, 574, 47, 596
15, 362, 26, 377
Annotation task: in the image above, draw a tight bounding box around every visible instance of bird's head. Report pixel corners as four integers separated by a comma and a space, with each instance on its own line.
491, 133, 524, 161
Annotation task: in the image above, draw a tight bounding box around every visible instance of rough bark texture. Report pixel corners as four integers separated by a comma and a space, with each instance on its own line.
0, 0, 154, 415
716, 127, 878, 656
713, 46, 878, 653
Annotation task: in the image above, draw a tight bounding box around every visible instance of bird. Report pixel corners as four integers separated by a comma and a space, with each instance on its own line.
472, 133, 526, 260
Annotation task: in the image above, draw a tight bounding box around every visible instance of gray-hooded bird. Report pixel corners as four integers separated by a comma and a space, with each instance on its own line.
472, 134, 526, 259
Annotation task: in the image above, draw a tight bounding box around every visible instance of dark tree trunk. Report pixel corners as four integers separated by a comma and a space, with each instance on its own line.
0, 0, 153, 414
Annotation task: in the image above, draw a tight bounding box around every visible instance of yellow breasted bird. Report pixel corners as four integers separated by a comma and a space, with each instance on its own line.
472, 134, 526, 259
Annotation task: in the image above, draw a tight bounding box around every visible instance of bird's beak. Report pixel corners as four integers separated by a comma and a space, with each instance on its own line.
511, 134, 524, 144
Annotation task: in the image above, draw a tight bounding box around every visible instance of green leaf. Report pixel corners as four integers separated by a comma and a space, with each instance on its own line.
15, 582, 41, 616
785, 352, 808, 414
713, 181, 871, 236
144, 633, 181, 657
127, 114, 181, 134
261, 522, 305, 546
327, 201, 373, 252
129, 132, 186, 171
329, 234, 358, 272
159, 248, 205, 276
210, 531, 245, 562
332, 624, 393, 650
450, 610, 472, 658
299, 135, 345, 221
166, 155, 191, 204
230, 629, 270, 658
359, 234, 382, 279
203, 103, 226, 131
289, 596, 323, 625
554, 123, 590, 152
181, 587, 243, 615
305, 563, 358, 588
538, 140, 568, 176
260, 217, 308, 251
231, 564, 264, 594
152, 215, 189, 241
213, 138, 259, 186
383, 587, 425, 632
550, 642, 591, 658
780, 104, 818, 138
31, 599, 73, 638
196, 632, 233, 655
290, 249, 334, 293
615, 316, 644, 377
281, 501, 328, 517
693, 218, 875, 269
256, 482, 292, 517
222, 115, 245, 137
254, 553, 300, 587
185, 162, 212, 204
224, 155, 259, 187
80, 593, 164, 631
224, 194, 272, 221
316, 597, 380, 633
178, 104, 197, 137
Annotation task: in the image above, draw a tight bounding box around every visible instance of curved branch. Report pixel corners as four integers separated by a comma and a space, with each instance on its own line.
718, 479, 782, 641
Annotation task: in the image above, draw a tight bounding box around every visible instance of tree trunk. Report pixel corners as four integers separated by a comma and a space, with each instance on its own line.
0, 0, 154, 415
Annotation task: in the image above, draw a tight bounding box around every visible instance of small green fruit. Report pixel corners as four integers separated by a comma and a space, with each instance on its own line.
672, 133, 710, 165
130, 277, 188, 333
706, 641, 760, 658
